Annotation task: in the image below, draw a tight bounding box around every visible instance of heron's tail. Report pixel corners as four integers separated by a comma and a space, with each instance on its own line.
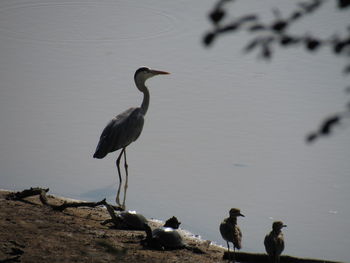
93, 147, 108, 159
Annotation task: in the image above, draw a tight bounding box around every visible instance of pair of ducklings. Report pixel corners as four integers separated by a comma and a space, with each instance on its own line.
220, 208, 287, 263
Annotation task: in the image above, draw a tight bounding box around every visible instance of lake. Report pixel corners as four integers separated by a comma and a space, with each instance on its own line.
0, 0, 349, 261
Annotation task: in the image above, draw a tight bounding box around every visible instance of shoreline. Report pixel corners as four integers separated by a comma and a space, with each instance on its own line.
0, 189, 226, 263
0, 189, 344, 263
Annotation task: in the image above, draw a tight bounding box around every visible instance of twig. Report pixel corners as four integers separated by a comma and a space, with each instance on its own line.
50, 198, 107, 212
6, 187, 107, 211
6, 187, 49, 201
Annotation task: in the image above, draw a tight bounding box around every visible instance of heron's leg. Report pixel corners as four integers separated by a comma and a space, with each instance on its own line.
116, 149, 125, 207
122, 147, 128, 209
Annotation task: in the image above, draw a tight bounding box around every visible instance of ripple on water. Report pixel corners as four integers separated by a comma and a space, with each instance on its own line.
0, 0, 179, 44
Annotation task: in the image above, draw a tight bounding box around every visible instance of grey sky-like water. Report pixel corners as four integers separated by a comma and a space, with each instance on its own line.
1, 0, 349, 261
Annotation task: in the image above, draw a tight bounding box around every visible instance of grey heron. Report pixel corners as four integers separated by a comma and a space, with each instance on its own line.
93, 67, 170, 209
219, 208, 244, 261
264, 221, 287, 263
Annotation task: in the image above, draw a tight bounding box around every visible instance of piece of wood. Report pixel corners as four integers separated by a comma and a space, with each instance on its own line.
6, 187, 107, 211
50, 198, 107, 211
6, 187, 49, 201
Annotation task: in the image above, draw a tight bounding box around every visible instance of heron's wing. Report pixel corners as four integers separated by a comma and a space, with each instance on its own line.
93, 107, 144, 158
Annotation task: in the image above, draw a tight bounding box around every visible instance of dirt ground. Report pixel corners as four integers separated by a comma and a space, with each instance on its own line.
0, 190, 226, 263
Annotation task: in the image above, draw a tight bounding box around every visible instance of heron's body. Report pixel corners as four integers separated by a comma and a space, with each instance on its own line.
93, 107, 144, 159
93, 67, 169, 208
264, 221, 286, 263
220, 208, 244, 261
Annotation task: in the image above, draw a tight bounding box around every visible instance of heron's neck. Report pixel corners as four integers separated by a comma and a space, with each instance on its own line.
135, 80, 150, 115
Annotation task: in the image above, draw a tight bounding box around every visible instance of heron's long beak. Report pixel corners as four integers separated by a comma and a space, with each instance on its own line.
151, 69, 170, 75
283, 224, 287, 227
239, 213, 245, 217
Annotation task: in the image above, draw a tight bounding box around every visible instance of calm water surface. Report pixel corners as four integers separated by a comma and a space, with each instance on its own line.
1, 0, 349, 261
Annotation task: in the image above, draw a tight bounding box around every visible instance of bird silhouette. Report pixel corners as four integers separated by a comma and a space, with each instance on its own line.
93, 67, 169, 209
220, 208, 244, 262
264, 221, 287, 263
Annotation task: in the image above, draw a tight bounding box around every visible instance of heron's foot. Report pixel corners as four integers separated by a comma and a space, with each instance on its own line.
114, 198, 125, 211
115, 196, 122, 208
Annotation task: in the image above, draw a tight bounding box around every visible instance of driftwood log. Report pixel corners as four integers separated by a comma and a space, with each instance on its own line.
5, 187, 122, 212
6, 187, 127, 231
6, 187, 49, 201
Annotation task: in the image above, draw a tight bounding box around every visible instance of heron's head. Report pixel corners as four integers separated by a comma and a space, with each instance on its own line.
229, 208, 245, 218
272, 221, 287, 231
134, 67, 170, 86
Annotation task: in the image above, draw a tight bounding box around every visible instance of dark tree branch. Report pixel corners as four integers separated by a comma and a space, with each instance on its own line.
203, 0, 350, 142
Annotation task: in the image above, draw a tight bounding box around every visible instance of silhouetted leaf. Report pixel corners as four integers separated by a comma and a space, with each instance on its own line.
338, 0, 350, 8
210, 9, 226, 24
333, 41, 345, 54
203, 32, 216, 46
272, 20, 288, 32
320, 115, 341, 135
305, 38, 321, 51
